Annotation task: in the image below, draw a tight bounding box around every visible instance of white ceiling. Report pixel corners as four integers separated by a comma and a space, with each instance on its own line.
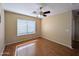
3, 3, 79, 18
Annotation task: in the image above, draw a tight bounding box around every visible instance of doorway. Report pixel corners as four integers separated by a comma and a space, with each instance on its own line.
72, 10, 79, 49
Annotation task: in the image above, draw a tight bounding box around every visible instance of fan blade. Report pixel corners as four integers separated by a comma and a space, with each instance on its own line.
43, 11, 50, 14
43, 14, 47, 17
33, 11, 37, 14
40, 7, 43, 9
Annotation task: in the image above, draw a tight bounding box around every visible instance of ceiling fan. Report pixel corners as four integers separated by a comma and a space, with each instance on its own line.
33, 6, 50, 17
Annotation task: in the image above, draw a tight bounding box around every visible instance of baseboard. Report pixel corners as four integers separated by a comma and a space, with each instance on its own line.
42, 36, 72, 49
6, 36, 41, 46
6, 40, 21, 46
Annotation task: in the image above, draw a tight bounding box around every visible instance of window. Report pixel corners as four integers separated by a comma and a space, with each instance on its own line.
17, 19, 36, 36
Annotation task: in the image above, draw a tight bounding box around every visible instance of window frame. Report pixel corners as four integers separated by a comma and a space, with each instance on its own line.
16, 19, 36, 36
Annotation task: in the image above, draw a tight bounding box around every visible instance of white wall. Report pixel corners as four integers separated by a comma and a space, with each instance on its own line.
0, 4, 5, 55
42, 11, 72, 48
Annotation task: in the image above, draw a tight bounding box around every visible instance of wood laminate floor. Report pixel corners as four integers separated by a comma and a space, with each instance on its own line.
2, 37, 79, 56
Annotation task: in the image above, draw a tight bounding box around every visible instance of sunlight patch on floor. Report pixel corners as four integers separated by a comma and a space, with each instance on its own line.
16, 43, 36, 56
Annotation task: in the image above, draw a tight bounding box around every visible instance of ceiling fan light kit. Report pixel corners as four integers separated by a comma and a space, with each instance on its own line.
33, 4, 51, 18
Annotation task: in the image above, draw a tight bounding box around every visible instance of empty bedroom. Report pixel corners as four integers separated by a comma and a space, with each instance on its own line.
0, 3, 79, 56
